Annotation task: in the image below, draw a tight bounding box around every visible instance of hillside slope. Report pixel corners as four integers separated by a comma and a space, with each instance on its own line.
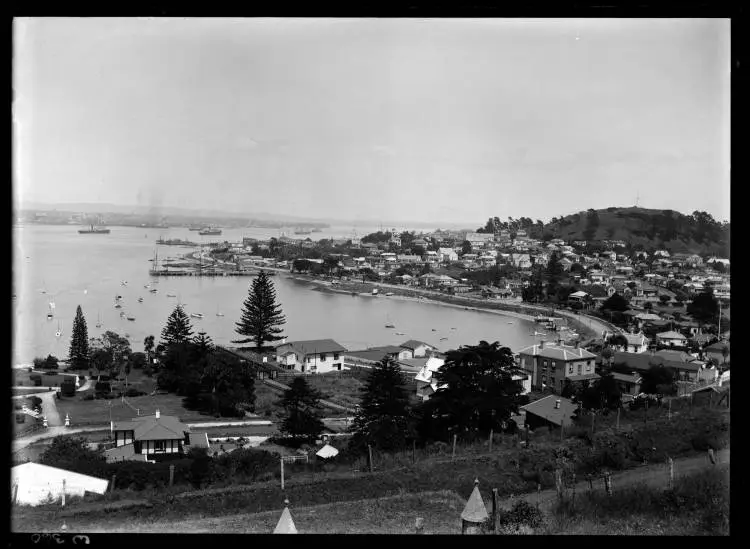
546, 207, 729, 256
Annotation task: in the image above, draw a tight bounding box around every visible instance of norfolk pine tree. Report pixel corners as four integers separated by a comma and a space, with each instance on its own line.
234, 270, 286, 351
160, 305, 194, 347
68, 305, 90, 369
350, 356, 415, 453
279, 377, 325, 442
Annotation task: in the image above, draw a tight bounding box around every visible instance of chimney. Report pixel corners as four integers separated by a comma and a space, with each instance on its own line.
155, 409, 160, 419
555, 399, 561, 409
539, 340, 545, 350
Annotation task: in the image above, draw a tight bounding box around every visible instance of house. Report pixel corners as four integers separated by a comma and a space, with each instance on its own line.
567, 290, 591, 304
400, 340, 439, 358
275, 339, 348, 373
704, 341, 730, 366
11, 463, 109, 506
516, 341, 599, 393
604, 351, 716, 383
621, 332, 649, 354
414, 356, 447, 401
511, 253, 532, 269
108, 410, 189, 463
463, 232, 495, 249
610, 371, 642, 398
344, 346, 412, 368
437, 247, 459, 262
520, 395, 578, 431
655, 331, 687, 347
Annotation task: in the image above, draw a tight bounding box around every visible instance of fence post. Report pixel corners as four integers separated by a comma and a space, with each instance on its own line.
110, 474, 116, 493
616, 407, 620, 430
591, 413, 596, 435
169, 464, 175, 487
452, 434, 457, 462
489, 429, 493, 453
61, 479, 66, 508
536, 483, 541, 510
368, 444, 373, 473
571, 473, 576, 506
604, 472, 612, 496
491, 488, 498, 534
587, 474, 593, 496
668, 457, 674, 489
12, 483, 19, 505
708, 448, 716, 465
668, 399, 671, 421
280, 457, 285, 490
412, 439, 416, 465
555, 468, 563, 501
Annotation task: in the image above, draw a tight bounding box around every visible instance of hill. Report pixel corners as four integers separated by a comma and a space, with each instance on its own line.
545, 207, 729, 256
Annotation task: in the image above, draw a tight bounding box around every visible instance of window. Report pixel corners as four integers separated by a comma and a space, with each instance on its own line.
334, 353, 340, 360
307, 356, 312, 363
568, 365, 574, 374
577, 364, 582, 375
154, 441, 166, 452
320, 354, 327, 361
543, 360, 548, 368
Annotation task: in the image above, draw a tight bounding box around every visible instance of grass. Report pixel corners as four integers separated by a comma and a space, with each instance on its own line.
54, 392, 214, 426
12, 387, 53, 396
302, 374, 364, 409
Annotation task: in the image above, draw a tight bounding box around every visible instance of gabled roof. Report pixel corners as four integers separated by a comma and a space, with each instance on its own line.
704, 341, 729, 353
346, 347, 404, 363
623, 333, 648, 345
517, 343, 597, 362
400, 340, 436, 351
521, 395, 578, 427
316, 443, 339, 459
656, 331, 686, 340
276, 339, 348, 357
414, 357, 445, 383
113, 414, 188, 442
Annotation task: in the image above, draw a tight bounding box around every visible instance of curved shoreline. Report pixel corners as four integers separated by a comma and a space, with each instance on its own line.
283, 273, 613, 342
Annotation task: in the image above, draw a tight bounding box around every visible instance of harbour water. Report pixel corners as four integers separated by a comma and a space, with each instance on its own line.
12, 224, 537, 366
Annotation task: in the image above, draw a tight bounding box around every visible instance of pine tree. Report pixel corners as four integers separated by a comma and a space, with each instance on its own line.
193, 331, 214, 356
350, 357, 414, 453
68, 305, 90, 369
279, 377, 325, 441
233, 270, 286, 351
160, 305, 194, 347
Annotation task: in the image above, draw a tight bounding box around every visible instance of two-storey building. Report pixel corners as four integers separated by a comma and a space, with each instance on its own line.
275, 339, 348, 373
517, 341, 599, 393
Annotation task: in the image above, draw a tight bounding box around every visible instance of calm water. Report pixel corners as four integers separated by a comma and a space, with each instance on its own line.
12, 225, 536, 365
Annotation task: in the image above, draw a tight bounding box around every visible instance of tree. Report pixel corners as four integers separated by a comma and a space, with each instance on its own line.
68, 305, 90, 370
233, 270, 286, 351
90, 331, 131, 376
687, 291, 719, 326
33, 354, 60, 370
601, 293, 629, 312
40, 435, 105, 468
461, 240, 473, 255
640, 365, 677, 396
143, 335, 155, 364
161, 305, 194, 347
279, 377, 325, 442
424, 341, 522, 439
349, 357, 415, 453
193, 331, 214, 356
659, 294, 671, 305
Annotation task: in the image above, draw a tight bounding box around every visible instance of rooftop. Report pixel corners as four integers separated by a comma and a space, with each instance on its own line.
517, 342, 597, 361
520, 395, 578, 427
276, 339, 348, 357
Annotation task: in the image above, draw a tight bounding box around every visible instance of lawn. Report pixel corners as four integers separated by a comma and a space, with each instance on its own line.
302, 374, 365, 409
54, 392, 214, 426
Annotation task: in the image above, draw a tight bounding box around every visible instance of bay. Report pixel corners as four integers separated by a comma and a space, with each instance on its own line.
12, 225, 537, 366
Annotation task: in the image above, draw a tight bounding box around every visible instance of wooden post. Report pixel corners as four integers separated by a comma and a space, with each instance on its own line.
591, 413, 596, 434
525, 427, 529, 449
536, 483, 541, 509
571, 473, 576, 505
492, 488, 499, 534
616, 406, 620, 430
110, 474, 116, 493
489, 429, 493, 453
169, 464, 175, 487
452, 434, 457, 462
555, 469, 562, 501
61, 479, 66, 508
668, 457, 674, 489
280, 457, 285, 490
587, 474, 593, 496
604, 472, 612, 496
12, 483, 19, 505
368, 444, 373, 473
415, 517, 424, 534
708, 448, 716, 465
412, 439, 416, 465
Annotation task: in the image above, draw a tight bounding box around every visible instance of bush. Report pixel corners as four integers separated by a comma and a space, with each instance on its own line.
498, 500, 544, 531
82, 394, 95, 401
125, 388, 147, 397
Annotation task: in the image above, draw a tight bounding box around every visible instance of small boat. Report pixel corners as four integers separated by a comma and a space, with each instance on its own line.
96, 312, 102, 328
372, 289, 379, 295
451, 327, 456, 330
46, 312, 53, 320
116, 295, 123, 300
127, 315, 136, 321
114, 303, 122, 309
385, 292, 393, 296
191, 313, 204, 319
167, 293, 176, 297
431, 328, 437, 331
385, 323, 395, 328
121, 281, 128, 286
507, 322, 514, 324
138, 297, 144, 303
440, 337, 448, 341
55, 321, 62, 338
216, 306, 224, 317
396, 332, 405, 335
149, 288, 158, 293
144, 284, 151, 289
120, 311, 126, 318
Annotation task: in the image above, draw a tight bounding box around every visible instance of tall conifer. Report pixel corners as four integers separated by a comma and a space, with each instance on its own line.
234, 270, 286, 350
160, 305, 194, 347
68, 305, 90, 369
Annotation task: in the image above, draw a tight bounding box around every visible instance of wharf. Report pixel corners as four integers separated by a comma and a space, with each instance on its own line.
148, 270, 274, 277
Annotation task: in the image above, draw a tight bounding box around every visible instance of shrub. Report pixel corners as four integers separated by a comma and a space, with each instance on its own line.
498, 500, 544, 531
82, 394, 95, 401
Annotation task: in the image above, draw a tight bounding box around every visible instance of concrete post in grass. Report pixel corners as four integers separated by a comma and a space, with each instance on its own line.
604, 472, 612, 496
708, 448, 716, 465
452, 434, 457, 462
61, 479, 66, 508
668, 457, 674, 489
491, 488, 499, 534
415, 517, 425, 534
280, 457, 285, 490
555, 468, 563, 501
368, 444, 373, 473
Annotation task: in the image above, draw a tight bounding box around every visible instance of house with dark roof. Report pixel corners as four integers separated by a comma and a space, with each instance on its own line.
399, 340, 439, 359
520, 395, 578, 431
344, 345, 412, 368
107, 410, 190, 463
275, 339, 348, 374
604, 351, 718, 383
704, 341, 730, 366
517, 341, 599, 393
655, 331, 687, 347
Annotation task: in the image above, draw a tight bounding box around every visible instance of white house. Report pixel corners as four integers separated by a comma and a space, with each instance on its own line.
399, 340, 439, 358
655, 331, 687, 347
621, 332, 649, 354
11, 463, 109, 506
437, 247, 458, 262
275, 339, 348, 373
414, 356, 446, 401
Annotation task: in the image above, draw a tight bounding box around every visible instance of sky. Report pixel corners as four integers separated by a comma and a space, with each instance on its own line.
13, 18, 731, 225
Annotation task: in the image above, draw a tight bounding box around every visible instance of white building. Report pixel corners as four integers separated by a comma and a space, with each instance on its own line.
11, 463, 109, 506
275, 339, 348, 373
